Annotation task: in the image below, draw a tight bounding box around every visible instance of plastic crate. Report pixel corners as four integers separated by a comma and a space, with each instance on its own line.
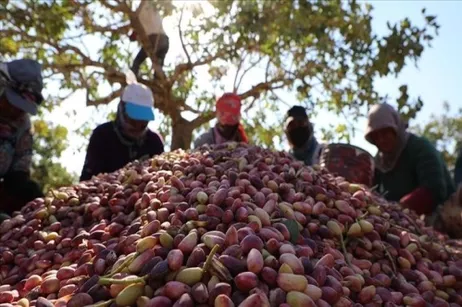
320, 143, 375, 186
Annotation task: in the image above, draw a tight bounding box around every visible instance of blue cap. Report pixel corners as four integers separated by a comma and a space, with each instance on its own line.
121, 83, 155, 121
125, 102, 155, 121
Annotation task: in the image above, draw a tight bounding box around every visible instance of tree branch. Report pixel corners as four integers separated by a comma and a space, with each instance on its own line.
87, 88, 123, 106
78, 1, 178, 117
103, 68, 180, 119
81, 7, 131, 33
92, 23, 131, 34
239, 76, 290, 100
3, 29, 104, 69
242, 58, 283, 113
99, 0, 128, 12
57, 90, 78, 103
264, 58, 271, 83
269, 89, 291, 108
171, 49, 229, 84
243, 96, 259, 113
233, 51, 248, 92
178, 5, 191, 65
235, 55, 264, 91
61, 32, 89, 41
191, 112, 215, 128
181, 103, 201, 114
238, 55, 289, 103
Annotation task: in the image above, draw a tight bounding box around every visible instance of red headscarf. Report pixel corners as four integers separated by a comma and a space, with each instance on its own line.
216, 93, 241, 125
236, 124, 249, 143
215, 93, 248, 143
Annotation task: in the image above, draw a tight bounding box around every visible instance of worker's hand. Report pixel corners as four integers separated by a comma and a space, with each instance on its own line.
399, 187, 434, 216
129, 31, 137, 42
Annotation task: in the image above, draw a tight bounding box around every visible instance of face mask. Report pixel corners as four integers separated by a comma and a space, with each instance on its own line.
122, 113, 148, 138
116, 103, 148, 140
287, 126, 311, 148
0, 94, 24, 122
125, 123, 146, 138
218, 124, 238, 139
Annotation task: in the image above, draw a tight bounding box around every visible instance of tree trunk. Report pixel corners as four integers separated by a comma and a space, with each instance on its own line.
171, 117, 194, 151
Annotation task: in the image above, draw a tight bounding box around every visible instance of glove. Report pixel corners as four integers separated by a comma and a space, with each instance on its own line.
400, 187, 434, 215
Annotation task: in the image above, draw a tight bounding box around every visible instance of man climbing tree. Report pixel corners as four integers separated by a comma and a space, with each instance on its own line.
130, 1, 170, 79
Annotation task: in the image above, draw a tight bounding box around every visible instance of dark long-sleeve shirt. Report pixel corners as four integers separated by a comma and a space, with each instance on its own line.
454, 149, 462, 187
0, 115, 33, 179
374, 134, 455, 214
0, 115, 43, 215
80, 122, 164, 181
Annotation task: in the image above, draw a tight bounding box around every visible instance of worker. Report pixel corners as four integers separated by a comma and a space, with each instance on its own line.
454, 148, 462, 187
80, 83, 164, 181
0, 59, 45, 219
194, 93, 248, 148
365, 103, 455, 215
284, 106, 326, 166
130, 1, 169, 78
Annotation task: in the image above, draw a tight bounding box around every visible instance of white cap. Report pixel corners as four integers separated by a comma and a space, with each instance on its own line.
121, 83, 155, 121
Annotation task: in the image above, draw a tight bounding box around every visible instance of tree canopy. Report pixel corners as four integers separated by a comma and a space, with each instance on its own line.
31, 117, 76, 192
411, 102, 462, 170
0, 0, 439, 189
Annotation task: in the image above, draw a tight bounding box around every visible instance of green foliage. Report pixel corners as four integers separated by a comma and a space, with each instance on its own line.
241, 98, 285, 149
0, 0, 440, 179
320, 123, 353, 144
31, 118, 77, 192
410, 102, 462, 169
282, 219, 300, 244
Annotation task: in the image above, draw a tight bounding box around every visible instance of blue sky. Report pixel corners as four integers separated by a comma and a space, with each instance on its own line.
371, 1, 462, 122
344, 0, 462, 153
49, 1, 462, 176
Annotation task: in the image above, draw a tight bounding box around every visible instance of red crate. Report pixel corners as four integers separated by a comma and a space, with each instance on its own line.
320, 143, 375, 186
